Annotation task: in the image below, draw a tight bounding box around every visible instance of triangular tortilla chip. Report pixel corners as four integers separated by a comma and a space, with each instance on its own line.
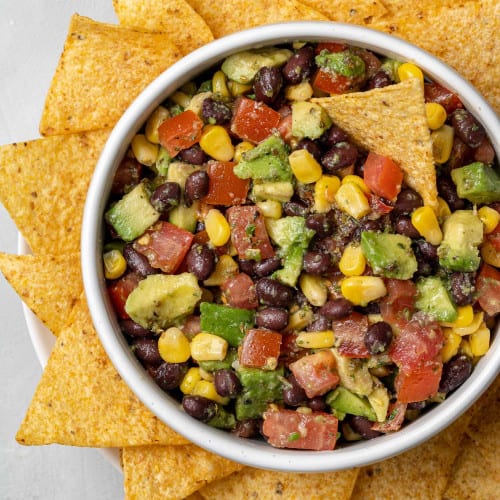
313, 78, 438, 209
198, 466, 359, 499
0, 252, 82, 337
301, 0, 387, 24
122, 444, 244, 499
0, 129, 110, 255
39, 15, 183, 136
16, 294, 188, 447
185, 0, 328, 38
112, 0, 214, 51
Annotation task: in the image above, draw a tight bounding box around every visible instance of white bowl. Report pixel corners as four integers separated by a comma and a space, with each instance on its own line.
81, 21, 500, 472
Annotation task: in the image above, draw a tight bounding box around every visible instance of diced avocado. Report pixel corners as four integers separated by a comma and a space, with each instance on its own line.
234, 134, 292, 182
415, 276, 457, 322
235, 366, 284, 420
360, 231, 418, 280
326, 386, 377, 421
315, 49, 366, 78
291, 101, 332, 140
331, 349, 373, 397
451, 162, 500, 205
437, 210, 483, 272
221, 47, 293, 84
367, 383, 390, 422
272, 244, 304, 287
105, 182, 160, 242
251, 181, 294, 202
380, 58, 402, 82
207, 406, 236, 430
168, 201, 199, 233
198, 348, 238, 372
199, 302, 255, 347
167, 161, 201, 190
125, 273, 202, 332
155, 146, 172, 176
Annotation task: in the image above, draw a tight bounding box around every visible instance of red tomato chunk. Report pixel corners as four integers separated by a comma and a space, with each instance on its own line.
395, 360, 443, 403
476, 263, 500, 316
158, 109, 203, 157
203, 161, 250, 206
239, 328, 282, 369
363, 152, 403, 201
331, 312, 370, 358
107, 272, 141, 320
222, 273, 259, 309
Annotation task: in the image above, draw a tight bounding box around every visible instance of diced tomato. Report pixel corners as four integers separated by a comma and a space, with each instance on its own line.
312, 68, 352, 95
133, 221, 193, 273
222, 273, 259, 309
262, 408, 338, 450
368, 194, 394, 216
192, 229, 210, 246
389, 314, 444, 371
289, 349, 340, 398
476, 263, 500, 316
363, 152, 403, 201
315, 42, 346, 54
424, 82, 463, 114
394, 360, 443, 403
372, 401, 407, 433
277, 113, 293, 143
380, 279, 417, 330
226, 205, 275, 261
239, 328, 282, 369
107, 272, 141, 319
230, 97, 281, 143
485, 222, 500, 252
331, 312, 370, 358
280, 332, 307, 365
202, 161, 250, 206
158, 109, 204, 157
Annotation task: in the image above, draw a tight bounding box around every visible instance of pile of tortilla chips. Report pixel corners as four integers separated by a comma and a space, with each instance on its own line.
0, 1, 498, 498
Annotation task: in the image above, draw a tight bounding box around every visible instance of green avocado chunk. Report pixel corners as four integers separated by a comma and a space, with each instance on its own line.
415, 276, 458, 322
326, 386, 377, 421
207, 406, 236, 430
315, 49, 366, 78
291, 101, 332, 140
360, 231, 417, 280
451, 162, 500, 204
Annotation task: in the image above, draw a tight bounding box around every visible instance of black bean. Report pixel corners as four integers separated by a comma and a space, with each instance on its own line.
111, 157, 142, 195
201, 96, 232, 124
255, 278, 295, 307
214, 369, 242, 398
320, 125, 349, 147
393, 188, 423, 215
303, 251, 330, 274
124, 244, 158, 277
255, 307, 289, 331
131, 338, 163, 366
451, 109, 486, 148
153, 362, 188, 391
254, 256, 282, 277
439, 354, 473, 393
186, 244, 216, 280
232, 419, 261, 438
449, 272, 476, 306
305, 212, 336, 238
182, 395, 218, 422
393, 215, 420, 238
438, 176, 465, 211
295, 138, 322, 162
413, 240, 438, 277
282, 46, 315, 84
349, 416, 381, 440
414, 239, 438, 260
319, 298, 353, 320
367, 69, 393, 89
238, 258, 256, 276
178, 144, 208, 165
306, 315, 332, 332
150, 181, 181, 213
308, 396, 328, 412
321, 142, 358, 173
447, 136, 474, 170
283, 374, 307, 406
253, 66, 283, 105
120, 319, 153, 338
185, 170, 209, 202
283, 200, 309, 217
364, 321, 393, 354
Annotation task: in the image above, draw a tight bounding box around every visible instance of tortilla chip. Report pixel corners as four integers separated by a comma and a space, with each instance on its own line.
0, 129, 110, 255
301, 0, 388, 24
112, 0, 214, 51
313, 78, 438, 209
16, 294, 188, 447
39, 15, 183, 136
122, 444, 243, 499
185, 0, 328, 38
0, 252, 82, 337
198, 467, 359, 499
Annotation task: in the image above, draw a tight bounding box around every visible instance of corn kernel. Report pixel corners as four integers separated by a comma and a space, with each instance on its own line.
199, 125, 235, 161
199, 367, 214, 381
145, 105, 170, 144
285, 307, 314, 332
397, 62, 424, 82
190, 332, 228, 361
480, 240, 500, 267
411, 206, 443, 245
180, 367, 202, 394
131, 134, 159, 167
339, 243, 366, 276
441, 305, 474, 328
478, 206, 500, 234
469, 323, 490, 356
431, 125, 454, 164
289, 149, 322, 184
170, 90, 191, 109
158, 327, 191, 363
296, 330, 335, 349
299, 273, 328, 307
341, 174, 370, 194
205, 209, 231, 247
228, 80, 253, 97
335, 182, 371, 219
425, 102, 447, 130
314, 175, 341, 213
203, 254, 238, 286
436, 197, 451, 221
453, 312, 484, 336
212, 70, 230, 98
256, 199, 282, 219
185, 91, 212, 116
285, 81, 314, 101
459, 338, 473, 358
234, 141, 254, 162
103, 249, 127, 280
192, 379, 229, 405
340, 276, 387, 306
441, 328, 462, 363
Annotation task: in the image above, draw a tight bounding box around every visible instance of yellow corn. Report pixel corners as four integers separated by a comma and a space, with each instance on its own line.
190, 332, 228, 361
203, 254, 238, 286
228, 80, 253, 97
212, 70, 230, 98
431, 125, 454, 164
131, 134, 159, 167
411, 206, 443, 245
459, 338, 473, 358
199, 367, 214, 381
480, 240, 500, 267
441, 305, 474, 328
158, 327, 191, 363
314, 175, 341, 213
441, 328, 462, 362
199, 125, 235, 161
469, 323, 490, 356
180, 367, 202, 394
341, 174, 370, 194
299, 273, 328, 307
436, 197, 451, 221
256, 199, 282, 219
296, 330, 335, 349
185, 91, 212, 116
103, 249, 127, 280
289, 149, 322, 184
478, 206, 500, 234
234, 141, 254, 162
205, 209, 231, 247
334, 182, 371, 220
170, 90, 192, 109
339, 243, 366, 276
425, 102, 447, 130
145, 105, 170, 144
340, 276, 387, 306
397, 62, 424, 82
452, 311, 484, 336
285, 81, 314, 101
192, 380, 229, 405
285, 307, 314, 332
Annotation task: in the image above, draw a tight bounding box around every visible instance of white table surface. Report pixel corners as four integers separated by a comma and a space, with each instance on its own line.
0, 2, 126, 499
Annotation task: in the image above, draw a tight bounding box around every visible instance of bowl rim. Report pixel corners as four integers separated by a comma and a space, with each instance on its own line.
82, 21, 500, 472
